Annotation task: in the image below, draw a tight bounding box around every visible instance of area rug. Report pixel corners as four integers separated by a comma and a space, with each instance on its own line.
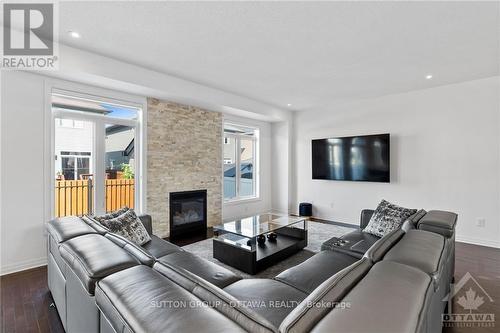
182, 221, 354, 279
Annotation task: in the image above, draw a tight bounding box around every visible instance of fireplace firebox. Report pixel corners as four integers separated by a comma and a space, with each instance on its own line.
169, 190, 207, 239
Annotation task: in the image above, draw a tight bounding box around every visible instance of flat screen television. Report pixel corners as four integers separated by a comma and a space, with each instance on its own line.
312, 133, 390, 182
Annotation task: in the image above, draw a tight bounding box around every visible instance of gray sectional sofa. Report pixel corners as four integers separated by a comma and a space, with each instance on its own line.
47, 208, 457, 333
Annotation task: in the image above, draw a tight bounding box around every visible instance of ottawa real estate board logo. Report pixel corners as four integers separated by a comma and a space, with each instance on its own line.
442, 272, 495, 329
2, 2, 59, 70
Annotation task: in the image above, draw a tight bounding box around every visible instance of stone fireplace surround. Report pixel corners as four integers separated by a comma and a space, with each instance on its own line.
147, 98, 222, 238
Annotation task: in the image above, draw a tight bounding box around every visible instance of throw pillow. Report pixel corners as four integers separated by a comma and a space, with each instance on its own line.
93, 206, 130, 223
99, 209, 151, 246
363, 200, 417, 237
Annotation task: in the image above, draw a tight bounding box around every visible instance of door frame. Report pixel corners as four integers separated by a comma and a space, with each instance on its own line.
44, 79, 147, 220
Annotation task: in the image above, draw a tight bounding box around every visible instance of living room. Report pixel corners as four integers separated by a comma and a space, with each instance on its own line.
1, 1, 499, 333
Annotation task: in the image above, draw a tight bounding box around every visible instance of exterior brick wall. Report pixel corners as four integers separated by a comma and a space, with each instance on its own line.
147, 98, 222, 237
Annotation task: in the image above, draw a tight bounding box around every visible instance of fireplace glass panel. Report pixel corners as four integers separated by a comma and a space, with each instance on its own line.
169, 190, 207, 238
171, 198, 205, 226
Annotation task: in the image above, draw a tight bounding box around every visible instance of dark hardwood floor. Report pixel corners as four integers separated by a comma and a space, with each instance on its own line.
1, 266, 64, 333
442, 243, 500, 333
1, 241, 498, 333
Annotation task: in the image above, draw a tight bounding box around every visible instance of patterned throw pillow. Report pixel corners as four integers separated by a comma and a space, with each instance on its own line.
363, 200, 417, 237
98, 209, 151, 246
93, 206, 130, 223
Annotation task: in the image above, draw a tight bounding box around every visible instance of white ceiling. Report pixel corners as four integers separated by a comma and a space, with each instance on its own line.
58, 1, 499, 112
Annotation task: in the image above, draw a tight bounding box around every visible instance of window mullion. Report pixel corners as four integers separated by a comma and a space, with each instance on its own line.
253, 139, 257, 197
94, 120, 106, 214
236, 137, 241, 200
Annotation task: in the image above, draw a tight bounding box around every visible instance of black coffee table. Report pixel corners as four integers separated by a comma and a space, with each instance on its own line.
213, 213, 308, 274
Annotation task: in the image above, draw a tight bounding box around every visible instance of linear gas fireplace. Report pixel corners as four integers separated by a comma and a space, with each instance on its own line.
169, 189, 207, 239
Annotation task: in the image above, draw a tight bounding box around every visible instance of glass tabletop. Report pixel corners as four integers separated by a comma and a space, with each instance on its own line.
213, 213, 306, 238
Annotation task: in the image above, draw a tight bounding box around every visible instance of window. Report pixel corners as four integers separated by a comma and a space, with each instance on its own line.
60, 152, 91, 180
52, 92, 142, 217
57, 119, 85, 128
223, 123, 259, 201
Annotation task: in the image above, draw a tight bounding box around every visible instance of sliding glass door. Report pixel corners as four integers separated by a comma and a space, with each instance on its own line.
54, 118, 94, 216
52, 92, 142, 217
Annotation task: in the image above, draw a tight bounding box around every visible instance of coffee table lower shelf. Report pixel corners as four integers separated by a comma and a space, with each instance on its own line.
213, 232, 307, 275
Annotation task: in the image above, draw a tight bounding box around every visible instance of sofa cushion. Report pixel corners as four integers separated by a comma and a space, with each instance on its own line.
82, 215, 109, 234
383, 229, 446, 288
363, 229, 405, 263
224, 279, 307, 328
309, 261, 432, 333
60, 234, 140, 294
322, 230, 380, 258
104, 233, 155, 266
153, 262, 276, 333
96, 265, 246, 333
141, 234, 183, 258
157, 251, 241, 288
363, 200, 417, 237
417, 210, 457, 238
47, 216, 97, 243
279, 258, 372, 333
383, 229, 445, 275
97, 209, 151, 245
275, 250, 358, 293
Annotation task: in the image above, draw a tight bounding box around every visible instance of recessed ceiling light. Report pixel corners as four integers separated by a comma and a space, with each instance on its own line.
68, 31, 81, 39
425, 74, 433, 80
287, 103, 292, 107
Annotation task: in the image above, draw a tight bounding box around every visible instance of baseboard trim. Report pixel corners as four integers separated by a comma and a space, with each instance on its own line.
1, 257, 48, 276
455, 236, 500, 249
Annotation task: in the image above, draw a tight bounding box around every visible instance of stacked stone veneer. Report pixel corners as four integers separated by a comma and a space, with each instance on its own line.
147, 98, 223, 237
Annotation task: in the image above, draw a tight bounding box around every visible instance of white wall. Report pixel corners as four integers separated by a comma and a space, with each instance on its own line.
293, 76, 500, 248
1, 71, 48, 274
271, 120, 293, 213
222, 115, 272, 220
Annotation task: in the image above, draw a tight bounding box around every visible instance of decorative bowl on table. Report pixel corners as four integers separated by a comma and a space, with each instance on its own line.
257, 234, 266, 245
267, 232, 278, 242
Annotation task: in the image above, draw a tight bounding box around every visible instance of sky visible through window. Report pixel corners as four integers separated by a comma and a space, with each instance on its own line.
101, 103, 138, 121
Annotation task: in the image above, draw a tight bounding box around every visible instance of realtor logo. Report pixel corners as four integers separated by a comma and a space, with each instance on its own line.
2, 2, 58, 70
442, 272, 495, 328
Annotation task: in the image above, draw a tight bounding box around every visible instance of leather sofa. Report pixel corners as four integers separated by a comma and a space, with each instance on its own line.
321, 208, 428, 256
47, 208, 457, 333
47, 214, 240, 332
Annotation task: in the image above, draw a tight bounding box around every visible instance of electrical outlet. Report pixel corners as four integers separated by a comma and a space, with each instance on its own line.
476, 218, 486, 228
